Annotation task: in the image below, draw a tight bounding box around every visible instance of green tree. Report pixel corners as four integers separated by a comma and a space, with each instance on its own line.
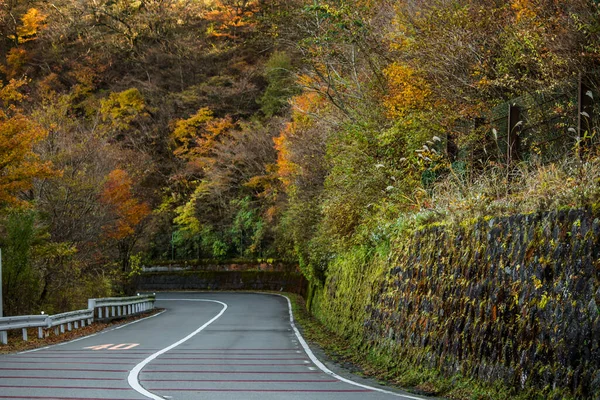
258, 51, 300, 117
1, 210, 40, 316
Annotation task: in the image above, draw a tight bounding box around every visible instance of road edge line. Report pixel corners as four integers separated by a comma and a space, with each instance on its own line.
276, 293, 427, 400
127, 299, 227, 400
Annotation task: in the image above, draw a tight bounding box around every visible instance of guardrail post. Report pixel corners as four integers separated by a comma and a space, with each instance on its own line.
88, 299, 96, 321
22, 328, 27, 341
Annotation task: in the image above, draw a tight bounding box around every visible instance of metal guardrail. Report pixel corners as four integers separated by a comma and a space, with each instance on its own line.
0, 294, 155, 345
0, 315, 47, 342
46, 309, 95, 337
89, 294, 155, 321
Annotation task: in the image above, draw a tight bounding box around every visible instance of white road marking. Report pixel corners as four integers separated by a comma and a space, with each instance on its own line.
84, 344, 114, 350
19, 310, 166, 354
109, 343, 139, 350
276, 294, 428, 400
127, 299, 228, 400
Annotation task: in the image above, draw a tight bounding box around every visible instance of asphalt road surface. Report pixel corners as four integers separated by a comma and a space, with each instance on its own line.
0, 292, 430, 400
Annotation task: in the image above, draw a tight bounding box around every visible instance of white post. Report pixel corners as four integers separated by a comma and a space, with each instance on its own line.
38, 327, 43, 339
0, 249, 6, 345
22, 328, 27, 341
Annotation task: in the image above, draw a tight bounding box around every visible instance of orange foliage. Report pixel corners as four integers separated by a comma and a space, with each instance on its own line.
100, 169, 151, 240
0, 79, 57, 207
273, 125, 299, 188
203, 0, 258, 40
274, 92, 325, 188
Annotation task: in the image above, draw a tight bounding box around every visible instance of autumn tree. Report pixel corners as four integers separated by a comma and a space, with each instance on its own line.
171, 110, 280, 258
0, 78, 56, 207
388, 0, 600, 113
100, 168, 150, 291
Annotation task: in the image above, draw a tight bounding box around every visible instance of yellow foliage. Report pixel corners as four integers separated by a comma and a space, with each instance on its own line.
100, 88, 149, 131
0, 79, 26, 111
382, 63, 432, 119
172, 107, 214, 157
171, 107, 234, 162
1, 48, 30, 80
173, 184, 208, 235
511, 0, 538, 21
16, 8, 47, 43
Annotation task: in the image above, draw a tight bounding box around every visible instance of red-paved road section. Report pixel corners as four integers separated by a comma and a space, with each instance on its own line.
0, 292, 429, 400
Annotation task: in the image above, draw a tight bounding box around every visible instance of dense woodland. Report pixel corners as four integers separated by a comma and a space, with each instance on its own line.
1, 0, 600, 315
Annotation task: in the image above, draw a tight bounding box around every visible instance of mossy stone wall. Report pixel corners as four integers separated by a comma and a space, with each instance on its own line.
311, 209, 600, 398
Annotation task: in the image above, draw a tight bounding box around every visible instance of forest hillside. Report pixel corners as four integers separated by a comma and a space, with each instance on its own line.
0, 0, 599, 324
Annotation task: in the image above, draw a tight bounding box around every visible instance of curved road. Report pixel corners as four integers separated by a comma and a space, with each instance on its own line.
0, 292, 429, 400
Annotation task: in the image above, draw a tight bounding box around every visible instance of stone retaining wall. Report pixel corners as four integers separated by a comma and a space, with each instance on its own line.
137, 270, 308, 296
311, 208, 600, 398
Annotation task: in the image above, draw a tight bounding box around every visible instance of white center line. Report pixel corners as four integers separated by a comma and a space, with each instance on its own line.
127, 299, 228, 400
